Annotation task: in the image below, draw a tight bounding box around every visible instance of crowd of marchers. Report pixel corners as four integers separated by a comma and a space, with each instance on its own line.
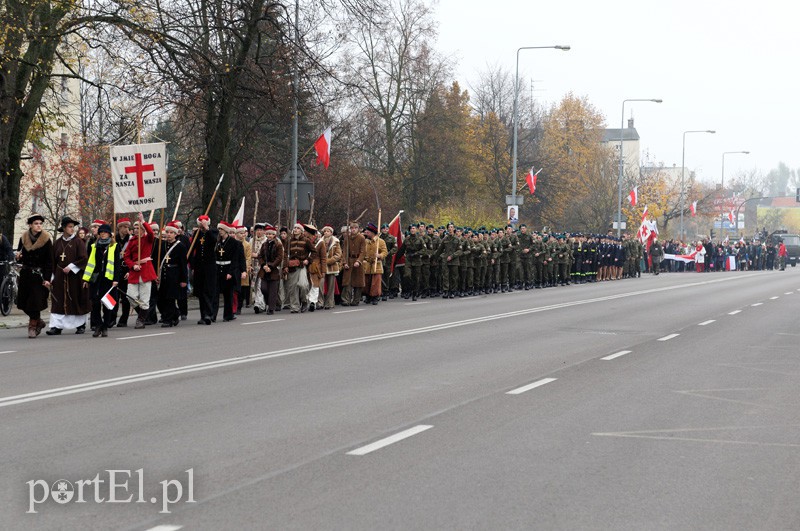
1, 212, 790, 340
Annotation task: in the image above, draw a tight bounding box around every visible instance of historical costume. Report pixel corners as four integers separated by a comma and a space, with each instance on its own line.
189, 215, 218, 324
16, 214, 54, 338
340, 221, 366, 306
84, 224, 122, 337
213, 222, 239, 321
362, 223, 388, 305
122, 213, 157, 328
233, 226, 250, 314
156, 222, 188, 327
321, 225, 341, 310
47, 216, 90, 334
113, 217, 132, 327
305, 224, 326, 312
250, 224, 267, 313
256, 225, 284, 314
284, 223, 317, 313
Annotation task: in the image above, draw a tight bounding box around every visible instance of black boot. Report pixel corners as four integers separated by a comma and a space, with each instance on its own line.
134, 308, 146, 329
46, 327, 62, 336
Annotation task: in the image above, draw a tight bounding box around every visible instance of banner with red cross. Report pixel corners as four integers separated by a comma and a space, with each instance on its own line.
109, 143, 168, 213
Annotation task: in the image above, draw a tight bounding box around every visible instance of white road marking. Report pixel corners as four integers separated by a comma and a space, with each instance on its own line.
0, 351, 17, 354
728, 310, 742, 315
751, 303, 763, 307
770, 296, 779, 300
601, 350, 631, 361
241, 319, 284, 326
346, 425, 433, 456
146, 526, 183, 531
698, 320, 716, 326
333, 309, 365, 314
785, 292, 793, 295
404, 301, 430, 305
507, 377, 557, 395
658, 333, 679, 341
116, 332, 175, 341
0, 273, 764, 409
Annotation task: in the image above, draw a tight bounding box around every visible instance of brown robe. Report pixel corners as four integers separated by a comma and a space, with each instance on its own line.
341, 232, 366, 288
51, 235, 90, 315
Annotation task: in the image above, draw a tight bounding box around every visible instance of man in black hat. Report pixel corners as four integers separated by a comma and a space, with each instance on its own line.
47, 216, 90, 335
83, 223, 122, 337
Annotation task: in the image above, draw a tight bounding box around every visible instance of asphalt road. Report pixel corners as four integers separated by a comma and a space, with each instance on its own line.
1, 270, 799, 530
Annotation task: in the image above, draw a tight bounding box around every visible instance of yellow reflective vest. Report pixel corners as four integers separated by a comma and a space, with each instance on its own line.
83, 242, 116, 282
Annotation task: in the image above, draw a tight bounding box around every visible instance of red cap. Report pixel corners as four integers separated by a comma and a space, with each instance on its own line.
164, 221, 180, 233
91, 219, 106, 226
117, 217, 131, 225
197, 215, 210, 222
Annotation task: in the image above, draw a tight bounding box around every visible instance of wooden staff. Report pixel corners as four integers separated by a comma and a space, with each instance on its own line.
250, 191, 259, 302
186, 173, 225, 259
156, 209, 165, 279
307, 192, 315, 225
222, 192, 232, 221
172, 176, 186, 221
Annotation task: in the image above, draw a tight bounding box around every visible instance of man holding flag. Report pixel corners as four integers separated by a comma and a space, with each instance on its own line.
83, 224, 122, 338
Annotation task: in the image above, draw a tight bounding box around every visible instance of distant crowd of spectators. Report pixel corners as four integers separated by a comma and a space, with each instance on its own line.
650, 237, 789, 273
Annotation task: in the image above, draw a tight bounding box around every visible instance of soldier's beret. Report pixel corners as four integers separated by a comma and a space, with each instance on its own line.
381, 223, 389, 229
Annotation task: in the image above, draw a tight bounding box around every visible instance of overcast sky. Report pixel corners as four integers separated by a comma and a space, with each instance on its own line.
436, 0, 798, 188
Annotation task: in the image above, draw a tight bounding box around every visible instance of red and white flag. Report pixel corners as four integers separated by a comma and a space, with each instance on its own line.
314, 127, 332, 169
728, 210, 735, 224
627, 186, 638, 206
388, 210, 404, 272
232, 197, 245, 227
525, 167, 542, 195
690, 201, 697, 217
101, 287, 117, 310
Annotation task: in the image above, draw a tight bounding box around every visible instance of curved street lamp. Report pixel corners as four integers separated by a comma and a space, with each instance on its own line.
680, 129, 715, 240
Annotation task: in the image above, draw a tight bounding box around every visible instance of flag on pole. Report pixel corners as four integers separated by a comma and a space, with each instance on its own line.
101, 287, 117, 310
314, 127, 332, 169
691, 201, 697, 216
525, 167, 542, 194
232, 197, 245, 227
388, 211, 404, 272
627, 186, 638, 206
728, 209, 735, 225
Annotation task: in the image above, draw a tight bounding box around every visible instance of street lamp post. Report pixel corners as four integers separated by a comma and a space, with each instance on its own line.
616, 98, 662, 237
680, 129, 715, 240
511, 45, 570, 220
720, 150, 750, 234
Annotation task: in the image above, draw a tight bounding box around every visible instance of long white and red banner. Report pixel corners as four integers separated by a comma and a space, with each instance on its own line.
110, 143, 168, 212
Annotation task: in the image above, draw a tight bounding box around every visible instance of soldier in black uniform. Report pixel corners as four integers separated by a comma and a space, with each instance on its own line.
157, 222, 188, 327
189, 214, 218, 325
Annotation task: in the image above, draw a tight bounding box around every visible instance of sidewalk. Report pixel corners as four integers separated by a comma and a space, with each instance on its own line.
0, 298, 201, 329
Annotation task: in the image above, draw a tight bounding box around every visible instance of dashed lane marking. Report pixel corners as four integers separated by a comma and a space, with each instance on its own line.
347, 425, 433, 456
507, 378, 557, 395
728, 310, 742, 315
658, 333, 680, 341
601, 350, 632, 361
698, 320, 716, 326
116, 332, 175, 341
770, 296, 779, 300
241, 319, 284, 326
751, 303, 763, 307
0, 351, 17, 354
333, 309, 365, 314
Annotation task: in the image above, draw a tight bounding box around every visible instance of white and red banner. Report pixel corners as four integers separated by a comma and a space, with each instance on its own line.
628, 186, 638, 206
388, 211, 404, 272
110, 143, 167, 213
691, 201, 697, 216
101, 286, 117, 310
728, 210, 735, 224
232, 197, 245, 227
314, 127, 332, 169
526, 167, 542, 195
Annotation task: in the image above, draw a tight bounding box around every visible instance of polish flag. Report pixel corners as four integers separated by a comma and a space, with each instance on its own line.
232, 197, 245, 227
728, 210, 735, 224
628, 186, 638, 206
101, 287, 117, 310
525, 167, 542, 194
388, 210, 405, 272
314, 127, 332, 169
690, 201, 697, 216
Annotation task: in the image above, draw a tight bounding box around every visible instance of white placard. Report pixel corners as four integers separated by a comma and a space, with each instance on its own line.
110, 143, 167, 212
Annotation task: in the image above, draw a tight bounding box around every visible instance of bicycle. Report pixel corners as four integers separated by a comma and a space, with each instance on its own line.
0, 260, 20, 316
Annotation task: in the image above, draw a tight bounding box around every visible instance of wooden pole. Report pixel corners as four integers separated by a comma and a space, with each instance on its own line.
250, 191, 259, 302
156, 209, 165, 279
307, 192, 315, 224
186, 174, 225, 259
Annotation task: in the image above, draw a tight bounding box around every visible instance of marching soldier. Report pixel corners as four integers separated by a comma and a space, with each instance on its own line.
257, 224, 284, 314
435, 223, 461, 299
402, 224, 424, 301
379, 223, 397, 301
363, 223, 388, 305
